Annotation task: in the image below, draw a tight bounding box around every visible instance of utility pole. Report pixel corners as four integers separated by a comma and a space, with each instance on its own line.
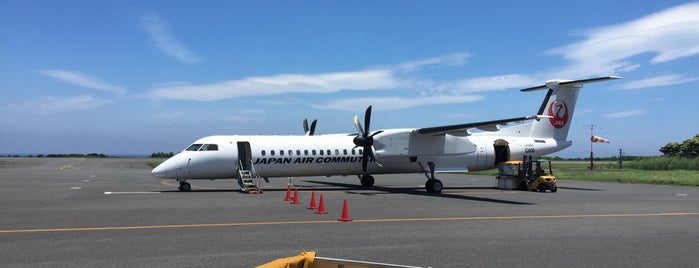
619, 149, 623, 169
583, 124, 601, 170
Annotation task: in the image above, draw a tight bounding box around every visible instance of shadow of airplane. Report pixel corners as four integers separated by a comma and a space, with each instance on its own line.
157, 180, 536, 205
557, 186, 604, 191
300, 180, 534, 205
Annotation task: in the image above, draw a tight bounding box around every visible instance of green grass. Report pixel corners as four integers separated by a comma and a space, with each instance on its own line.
470, 161, 699, 186
147, 161, 162, 168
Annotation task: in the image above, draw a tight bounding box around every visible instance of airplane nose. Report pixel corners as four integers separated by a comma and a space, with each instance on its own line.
151, 158, 178, 178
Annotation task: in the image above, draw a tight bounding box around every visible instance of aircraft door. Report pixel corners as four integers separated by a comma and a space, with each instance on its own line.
237, 141, 252, 170
494, 139, 510, 165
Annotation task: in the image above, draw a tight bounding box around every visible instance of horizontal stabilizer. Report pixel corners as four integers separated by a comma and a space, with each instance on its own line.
521, 76, 621, 92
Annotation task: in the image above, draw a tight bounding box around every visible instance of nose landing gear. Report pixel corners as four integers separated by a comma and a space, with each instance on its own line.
177, 180, 191, 192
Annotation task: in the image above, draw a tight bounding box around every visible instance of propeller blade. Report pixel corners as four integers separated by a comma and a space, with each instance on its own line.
369, 130, 383, 138
369, 146, 383, 167
364, 105, 372, 135
353, 115, 364, 135
309, 119, 317, 136
303, 118, 309, 134
361, 152, 368, 173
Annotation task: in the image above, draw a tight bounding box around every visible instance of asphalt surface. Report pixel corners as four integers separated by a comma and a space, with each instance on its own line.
1, 157, 697, 267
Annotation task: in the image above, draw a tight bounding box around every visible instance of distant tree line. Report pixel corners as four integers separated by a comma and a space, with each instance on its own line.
3, 153, 111, 158
660, 134, 699, 158
150, 152, 175, 158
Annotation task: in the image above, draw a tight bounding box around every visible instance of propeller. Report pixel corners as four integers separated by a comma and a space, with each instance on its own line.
352, 105, 383, 173
303, 118, 317, 136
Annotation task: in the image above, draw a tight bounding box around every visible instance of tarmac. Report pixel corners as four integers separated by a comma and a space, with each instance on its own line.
1, 157, 697, 267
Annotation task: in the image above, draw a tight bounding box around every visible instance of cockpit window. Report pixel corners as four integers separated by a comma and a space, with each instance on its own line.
186, 144, 203, 151
186, 144, 218, 151
201, 144, 218, 151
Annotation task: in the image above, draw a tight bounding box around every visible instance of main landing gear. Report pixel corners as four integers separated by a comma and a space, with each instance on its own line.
177, 179, 191, 192
359, 174, 375, 187
419, 162, 443, 193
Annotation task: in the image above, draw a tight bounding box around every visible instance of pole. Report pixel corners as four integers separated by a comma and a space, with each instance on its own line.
583, 124, 600, 170
619, 149, 623, 169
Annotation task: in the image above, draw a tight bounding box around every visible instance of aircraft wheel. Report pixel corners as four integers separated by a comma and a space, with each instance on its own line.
426, 179, 443, 193
179, 182, 191, 192
518, 181, 528, 191
360, 175, 375, 187
537, 183, 547, 192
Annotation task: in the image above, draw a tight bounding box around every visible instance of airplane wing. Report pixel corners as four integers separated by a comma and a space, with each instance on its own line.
415, 115, 547, 136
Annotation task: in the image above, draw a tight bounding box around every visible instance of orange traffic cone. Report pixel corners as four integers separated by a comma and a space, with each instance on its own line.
315, 194, 328, 214
337, 199, 353, 222
290, 188, 301, 204
284, 184, 292, 201
307, 191, 317, 210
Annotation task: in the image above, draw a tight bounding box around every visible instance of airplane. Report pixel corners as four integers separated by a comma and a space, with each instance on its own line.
151, 76, 620, 193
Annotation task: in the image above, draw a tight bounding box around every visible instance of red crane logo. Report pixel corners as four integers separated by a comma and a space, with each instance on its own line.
548, 100, 568, 129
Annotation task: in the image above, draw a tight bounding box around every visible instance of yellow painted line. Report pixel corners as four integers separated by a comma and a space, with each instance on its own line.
1, 212, 697, 234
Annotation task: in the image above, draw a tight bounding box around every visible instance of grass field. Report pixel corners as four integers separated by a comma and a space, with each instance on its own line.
471, 161, 699, 186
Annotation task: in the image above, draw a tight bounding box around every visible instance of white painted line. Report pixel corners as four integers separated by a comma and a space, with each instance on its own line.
104, 192, 161, 195
676, 194, 687, 196
70, 187, 82, 190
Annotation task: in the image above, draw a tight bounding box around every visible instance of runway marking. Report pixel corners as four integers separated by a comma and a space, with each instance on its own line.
104, 192, 161, 195
1, 212, 697, 234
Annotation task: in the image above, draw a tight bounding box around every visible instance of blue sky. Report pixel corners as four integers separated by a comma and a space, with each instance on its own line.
1, 1, 698, 157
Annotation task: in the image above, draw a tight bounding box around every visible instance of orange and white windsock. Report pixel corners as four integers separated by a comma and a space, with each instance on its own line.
591, 135, 611, 143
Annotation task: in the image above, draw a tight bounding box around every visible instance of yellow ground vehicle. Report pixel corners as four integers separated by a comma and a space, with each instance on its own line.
496, 157, 558, 192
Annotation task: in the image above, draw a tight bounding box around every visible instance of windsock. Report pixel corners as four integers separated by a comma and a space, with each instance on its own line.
591, 135, 611, 143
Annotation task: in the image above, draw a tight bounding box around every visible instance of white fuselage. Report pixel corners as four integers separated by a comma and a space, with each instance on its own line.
151, 127, 569, 181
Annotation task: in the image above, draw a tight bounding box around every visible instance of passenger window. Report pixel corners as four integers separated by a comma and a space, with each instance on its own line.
312, 150, 317, 156
327, 150, 331, 155
280, 150, 284, 156
351, 149, 356, 155
288, 150, 293, 156
319, 150, 324, 156
271, 150, 275, 156
262, 150, 266, 156
304, 150, 309, 156
296, 150, 301, 156
359, 149, 363, 155
335, 149, 340, 155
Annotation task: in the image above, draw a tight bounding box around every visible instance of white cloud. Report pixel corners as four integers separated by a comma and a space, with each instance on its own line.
311, 95, 485, 112
3, 95, 105, 114
396, 52, 471, 72
546, 2, 699, 78
142, 14, 203, 64
146, 3, 699, 112
619, 74, 699, 89
39, 70, 127, 95
450, 74, 541, 93
603, 109, 646, 118
150, 69, 400, 101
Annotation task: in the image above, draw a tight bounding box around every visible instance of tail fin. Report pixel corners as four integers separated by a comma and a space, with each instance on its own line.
523, 76, 620, 140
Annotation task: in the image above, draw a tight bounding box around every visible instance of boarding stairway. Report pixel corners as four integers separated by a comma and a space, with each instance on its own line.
237, 160, 263, 194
